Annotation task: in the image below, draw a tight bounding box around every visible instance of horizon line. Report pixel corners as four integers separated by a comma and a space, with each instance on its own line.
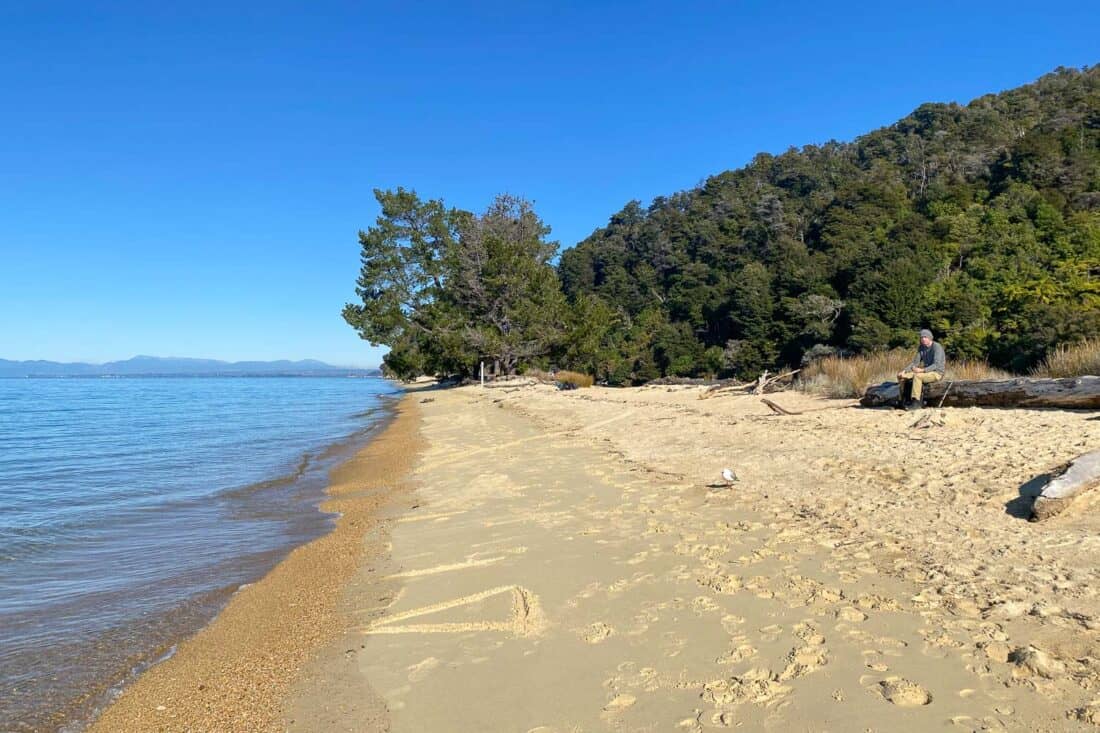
0, 355, 381, 370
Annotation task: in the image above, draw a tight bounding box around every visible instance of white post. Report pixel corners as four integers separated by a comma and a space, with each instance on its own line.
480, 361, 485, 387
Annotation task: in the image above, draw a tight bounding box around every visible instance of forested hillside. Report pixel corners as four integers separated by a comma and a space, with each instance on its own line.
558, 65, 1100, 381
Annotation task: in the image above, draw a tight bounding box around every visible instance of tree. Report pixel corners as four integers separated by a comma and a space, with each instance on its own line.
448, 194, 567, 374
344, 190, 566, 378
342, 188, 464, 378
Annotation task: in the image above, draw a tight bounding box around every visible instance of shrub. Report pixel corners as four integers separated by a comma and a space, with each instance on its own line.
801, 349, 1013, 397
799, 349, 909, 398
1032, 340, 1100, 378
555, 370, 595, 388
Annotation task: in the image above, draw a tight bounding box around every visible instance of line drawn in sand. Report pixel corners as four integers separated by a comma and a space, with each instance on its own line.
360, 585, 545, 637
383, 555, 506, 580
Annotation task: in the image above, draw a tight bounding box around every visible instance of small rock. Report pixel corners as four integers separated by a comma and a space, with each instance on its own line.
1009, 646, 1065, 679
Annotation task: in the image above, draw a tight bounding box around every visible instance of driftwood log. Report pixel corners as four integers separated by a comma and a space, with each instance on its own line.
1031, 451, 1100, 521
699, 369, 801, 400
761, 398, 801, 416
860, 376, 1100, 409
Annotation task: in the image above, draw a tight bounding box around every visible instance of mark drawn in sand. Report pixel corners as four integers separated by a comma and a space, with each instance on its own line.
396, 509, 465, 524
383, 549, 526, 580
360, 585, 545, 637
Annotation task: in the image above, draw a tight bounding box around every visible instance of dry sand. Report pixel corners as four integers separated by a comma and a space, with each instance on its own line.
287, 382, 1100, 732
87, 398, 420, 732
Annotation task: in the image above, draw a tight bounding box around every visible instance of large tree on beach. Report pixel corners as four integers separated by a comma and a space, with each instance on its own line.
343, 189, 567, 379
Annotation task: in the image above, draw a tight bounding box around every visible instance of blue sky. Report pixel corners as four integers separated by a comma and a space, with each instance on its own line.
1, 2, 1096, 367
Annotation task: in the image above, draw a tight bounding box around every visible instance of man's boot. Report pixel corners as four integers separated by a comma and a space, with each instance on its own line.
905, 398, 924, 411
896, 381, 910, 410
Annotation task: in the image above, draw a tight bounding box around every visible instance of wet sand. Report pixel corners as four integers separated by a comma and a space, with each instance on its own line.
88, 397, 420, 732
288, 383, 1100, 732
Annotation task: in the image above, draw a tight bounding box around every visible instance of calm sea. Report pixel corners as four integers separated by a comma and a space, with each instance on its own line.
0, 377, 402, 732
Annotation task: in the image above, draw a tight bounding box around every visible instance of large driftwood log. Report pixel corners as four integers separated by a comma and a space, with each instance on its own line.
860, 376, 1100, 409
1032, 451, 1100, 521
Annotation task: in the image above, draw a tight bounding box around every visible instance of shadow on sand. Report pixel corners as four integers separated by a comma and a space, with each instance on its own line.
1005, 473, 1051, 520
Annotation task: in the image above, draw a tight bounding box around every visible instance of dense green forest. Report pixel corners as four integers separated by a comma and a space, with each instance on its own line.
347, 66, 1100, 382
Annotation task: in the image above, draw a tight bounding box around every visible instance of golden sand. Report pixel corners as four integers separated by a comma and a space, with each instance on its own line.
285, 383, 1100, 732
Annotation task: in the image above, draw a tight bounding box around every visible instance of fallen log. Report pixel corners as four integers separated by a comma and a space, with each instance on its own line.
860, 376, 1100, 409
1032, 450, 1100, 521
761, 398, 801, 416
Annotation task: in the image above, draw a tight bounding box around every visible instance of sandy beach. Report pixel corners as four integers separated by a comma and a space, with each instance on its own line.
289, 382, 1100, 732
92, 382, 1100, 731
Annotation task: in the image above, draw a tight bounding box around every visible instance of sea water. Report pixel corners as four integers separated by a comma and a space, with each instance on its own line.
0, 377, 401, 731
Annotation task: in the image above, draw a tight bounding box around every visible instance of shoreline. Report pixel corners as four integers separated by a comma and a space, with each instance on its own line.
87, 392, 421, 732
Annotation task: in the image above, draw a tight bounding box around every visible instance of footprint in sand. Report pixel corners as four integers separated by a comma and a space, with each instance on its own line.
581, 622, 614, 644
720, 614, 746, 634
702, 667, 791, 707
779, 623, 828, 680
709, 710, 735, 727
835, 606, 867, 623
758, 624, 783, 642
601, 694, 637, 718
715, 640, 756, 666
950, 715, 1009, 732
876, 677, 933, 707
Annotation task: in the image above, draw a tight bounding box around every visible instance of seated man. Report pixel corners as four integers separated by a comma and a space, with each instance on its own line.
897, 329, 945, 410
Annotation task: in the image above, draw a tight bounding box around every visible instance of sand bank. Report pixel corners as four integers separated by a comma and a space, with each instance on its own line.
88, 396, 420, 732
287, 383, 1100, 732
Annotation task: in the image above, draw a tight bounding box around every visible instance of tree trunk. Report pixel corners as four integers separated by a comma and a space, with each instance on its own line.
1032, 450, 1100, 521
860, 376, 1100, 409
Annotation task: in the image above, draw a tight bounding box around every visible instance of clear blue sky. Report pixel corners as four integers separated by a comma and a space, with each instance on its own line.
1, 2, 1096, 367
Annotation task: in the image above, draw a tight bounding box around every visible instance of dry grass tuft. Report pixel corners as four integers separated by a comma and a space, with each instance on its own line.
521, 368, 557, 384
1032, 340, 1100, 378
800, 349, 1010, 398
947, 360, 1011, 381
799, 349, 909, 398
555, 370, 595, 388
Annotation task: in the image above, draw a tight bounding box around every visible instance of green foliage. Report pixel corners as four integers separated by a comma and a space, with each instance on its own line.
344, 190, 566, 379
556, 66, 1100, 377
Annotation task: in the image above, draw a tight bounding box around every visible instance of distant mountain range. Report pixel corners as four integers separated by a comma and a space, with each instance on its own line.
0, 356, 382, 378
